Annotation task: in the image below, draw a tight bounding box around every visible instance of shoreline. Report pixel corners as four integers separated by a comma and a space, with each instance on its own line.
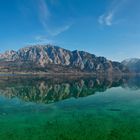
0, 72, 139, 77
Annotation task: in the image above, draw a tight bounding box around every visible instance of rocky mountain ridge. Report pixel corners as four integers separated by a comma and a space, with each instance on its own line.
0, 45, 128, 74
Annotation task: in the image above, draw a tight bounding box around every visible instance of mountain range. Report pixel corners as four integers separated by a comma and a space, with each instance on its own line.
122, 58, 140, 73
0, 45, 129, 74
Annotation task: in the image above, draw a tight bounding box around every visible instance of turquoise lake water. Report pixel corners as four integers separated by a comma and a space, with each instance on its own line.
0, 76, 140, 140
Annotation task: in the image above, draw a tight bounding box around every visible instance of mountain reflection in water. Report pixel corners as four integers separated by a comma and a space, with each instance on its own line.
0, 75, 139, 104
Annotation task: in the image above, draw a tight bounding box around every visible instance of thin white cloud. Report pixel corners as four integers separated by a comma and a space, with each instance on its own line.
105, 13, 114, 26
38, 0, 51, 28
35, 35, 49, 42
98, 0, 128, 26
35, 35, 55, 44
38, 0, 72, 36
98, 13, 113, 26
47, 24, 72, 36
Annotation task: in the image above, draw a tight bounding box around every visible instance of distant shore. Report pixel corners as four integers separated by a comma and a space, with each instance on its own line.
0, 72, 96, 77
0, 72, 139, 77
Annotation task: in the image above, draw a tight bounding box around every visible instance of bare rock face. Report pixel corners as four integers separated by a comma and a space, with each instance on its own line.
0, 50, 18, 61
0, 44, 128, 73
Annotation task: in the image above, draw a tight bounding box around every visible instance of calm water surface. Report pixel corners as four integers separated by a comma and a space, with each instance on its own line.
0, 75, 140, 140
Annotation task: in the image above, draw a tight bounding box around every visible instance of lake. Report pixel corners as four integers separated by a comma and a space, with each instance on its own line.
0, 75, 140, 140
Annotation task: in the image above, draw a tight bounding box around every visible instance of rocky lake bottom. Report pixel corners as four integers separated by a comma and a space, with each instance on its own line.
0, 75, 140, 140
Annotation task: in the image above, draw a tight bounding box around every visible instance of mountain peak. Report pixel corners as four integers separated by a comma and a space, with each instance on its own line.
122, 58, 140, 73
122, 58, 140, 64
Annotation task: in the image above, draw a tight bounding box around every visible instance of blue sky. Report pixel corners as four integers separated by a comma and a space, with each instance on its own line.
0, 0, 140, 61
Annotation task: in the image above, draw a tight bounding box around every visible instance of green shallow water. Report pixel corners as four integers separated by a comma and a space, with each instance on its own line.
0, 76, 140, 140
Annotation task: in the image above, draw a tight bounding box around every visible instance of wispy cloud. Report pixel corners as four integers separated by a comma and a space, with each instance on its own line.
38, 0, 51, 28
38, 0, 72, 36
98, 13, 114, 26
35, 35, 49, 42
98, 0, 128, 26
47, 24, 72, 36
18, 0, 73, 37
34, 35, 55, 44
